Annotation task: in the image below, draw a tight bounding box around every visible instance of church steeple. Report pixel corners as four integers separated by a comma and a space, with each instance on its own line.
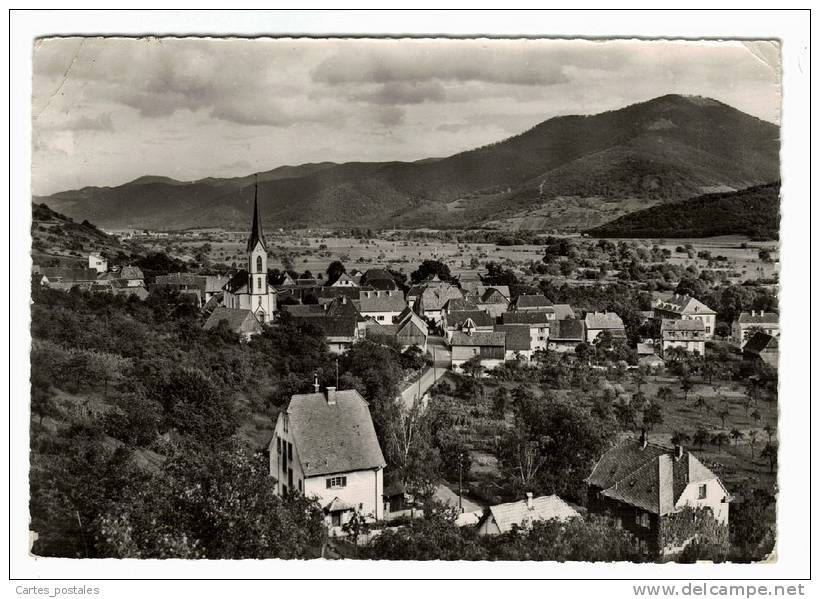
246, 175, 267, 252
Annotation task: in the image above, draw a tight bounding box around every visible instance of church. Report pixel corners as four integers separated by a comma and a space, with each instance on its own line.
221, 187, 278, 323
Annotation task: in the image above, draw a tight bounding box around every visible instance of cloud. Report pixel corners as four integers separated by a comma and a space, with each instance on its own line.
350, 81, 447, 105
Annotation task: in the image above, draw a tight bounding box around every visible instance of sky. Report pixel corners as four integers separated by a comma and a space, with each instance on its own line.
31, 37, 781, 196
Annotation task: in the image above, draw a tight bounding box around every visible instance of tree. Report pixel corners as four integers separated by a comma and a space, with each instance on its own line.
680, 374, 694, 402
711, 431, 729, 453
748, 430, 759, 448
730, 428, 745, 446
693, 428, 710, 450
387, 404, 441, 497
758, 248, 772, 262
761, 442, 778, 473
751, 409, 762, 426
694, 396, 709, 414
325, 260, 346, 285
657, 386, 674, 403
763, 423, 775, 444
410, 260, 455, 285
642, 401, 664, 432
717, 406, 731, 429
671, 431, 691, 447
491, 387, 509, 421
461, 355, 484, 379
614, 401, 637, 430
87, 350, 132, 398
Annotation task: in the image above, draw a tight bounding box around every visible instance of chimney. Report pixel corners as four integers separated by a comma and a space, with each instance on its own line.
326, 386, 337, 405
639, 428, 648, 449
526, 492, 534, 510
675, 444, 684, 461
313, 373, 320, 393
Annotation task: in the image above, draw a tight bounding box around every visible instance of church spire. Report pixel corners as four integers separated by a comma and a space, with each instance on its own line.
246, 174, 267, 252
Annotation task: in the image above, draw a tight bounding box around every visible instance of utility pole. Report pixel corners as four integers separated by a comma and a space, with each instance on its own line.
458, 452, 464, 513
335, 359, 339, 389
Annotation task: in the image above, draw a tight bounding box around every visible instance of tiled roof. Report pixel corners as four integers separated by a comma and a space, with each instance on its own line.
285, 390, 386, 477
359, 291, 407, 313
495, 324, 531, 351
514, 294, 553, 309
654, 294, 716, 315
587, 437, 722, 515
552, 304, 576, 320
502, 311, 553, 325
480, 288, 510, 305
548, 319, 585, 341
737, 312, 779, 324
361, 269, 398, 291
584, 311, 625, 330
446, 310, 495, 328
661, 319, 705, 332
282, 304, 326, 317
419, 285, 464, 311
743, 332, 778, 354
637, 342, 656, 355
487, 495, 579, 533
450, 331, 505, 347
205, 275, 229, 293
203, 306, 260, 333
445, 298, 479, 312
461, 282, 511, 300
293, 315, 357, 338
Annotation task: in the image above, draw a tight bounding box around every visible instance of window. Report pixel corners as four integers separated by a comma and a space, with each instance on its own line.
283, 415, 288, 433
705, 327, 711, 333
258, 276, 263, 291
298, 479, 302, 492
249, 277, 253, 292
698, 484, 707, 499
326, 476, 347, 489
288, 469, 293, 488
276, 437, 281, 454
287, 442, 293, 462
635, 511, 650, 528
256, 255, 263, 272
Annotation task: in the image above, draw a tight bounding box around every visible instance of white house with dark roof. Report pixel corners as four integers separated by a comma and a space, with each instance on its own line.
584, 311, 626, 344
501, 310, 553, 351
732, 311, 779, 347
494, 324, 533, 361
269, 384, 387, 528
477, 493, 579, 535
586, 434, 730, 556
450, 328, 506, 373
513, 294, 553, 312
653, 293, 717, 339
661, 318, 706, 357
359, 289, 407, 323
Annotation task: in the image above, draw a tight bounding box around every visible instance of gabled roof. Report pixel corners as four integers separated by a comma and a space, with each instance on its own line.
514, 294, 553, 309
359, 291, 407, 313
661, 318, 705, 332
654, 294, 716, 316
205, 275, 229, 293
587, 437, 724, 516
552, 304, 576, 320
585, 311, 625, 330
283, 389, 386, 477
737, 312, 779, 324
486, 495, 579, 533
361, 269, 398, 291
446, 310, 495, 329
637, 342, 656, 355
480, 288, 510, 305
461, 282, 511, 300
502, 311, 553, 325
743, 332, 779, 354
548, 319, 585, 341
450, 331, 505, 347
419, 285, 464, 311
445, 298, 479, 312
246, 189, 267, 252
494, 324, 531, 351
203, 306, 260, 333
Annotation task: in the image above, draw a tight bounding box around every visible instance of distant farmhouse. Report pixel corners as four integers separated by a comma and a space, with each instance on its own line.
653, 293, 716, 339
732, 311, 779, 348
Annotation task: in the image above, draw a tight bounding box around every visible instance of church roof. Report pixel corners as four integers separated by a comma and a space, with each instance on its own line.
246, 184, 267, 252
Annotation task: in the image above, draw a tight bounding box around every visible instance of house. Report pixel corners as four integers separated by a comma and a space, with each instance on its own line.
477, 493, 579, 536
99, 265, 145, 288
743, 332, 779, 367
220, 191, 278, 323
269, 385, 387, 528
39, 267, 99, 288
502, 311, 553, 351
443, 297, 479, 314
360, 268, 398, 291
513, 294, 553, 312
547, 319, 585, 352
494, 324, 533, 362
329, 272, 358, 287
552, 304, 576, 320
366, 307, 429, 351
475, 287, 511, 318
586, 434, 731, 556
88, 253, 107, 273
359, 289, 406, 323
203, 306, 262, 340
450, 328, 506, 373
732, 311, 779, 347
108, 278, 150, 300
653, 294, 717, 339
584, 311, 626, 344
295, 315, 360, 354
204, 275, 229, 302
443, 310, 495, 341
154, 273, 207, 305
661, 319, 706, 357
415, 284, 465, 324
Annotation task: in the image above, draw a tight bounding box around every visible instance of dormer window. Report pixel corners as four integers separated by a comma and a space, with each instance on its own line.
698, 484, 707, 499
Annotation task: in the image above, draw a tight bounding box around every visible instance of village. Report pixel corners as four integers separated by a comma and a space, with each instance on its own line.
29, 193, 780, 562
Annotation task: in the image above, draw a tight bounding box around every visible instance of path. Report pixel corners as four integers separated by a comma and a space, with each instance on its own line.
399, 336, 451, 410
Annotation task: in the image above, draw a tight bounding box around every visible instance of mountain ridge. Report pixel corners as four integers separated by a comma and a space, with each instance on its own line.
36, 94, 780, 230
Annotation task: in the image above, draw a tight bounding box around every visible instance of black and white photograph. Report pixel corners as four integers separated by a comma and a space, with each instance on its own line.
8, 7, 813, 592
